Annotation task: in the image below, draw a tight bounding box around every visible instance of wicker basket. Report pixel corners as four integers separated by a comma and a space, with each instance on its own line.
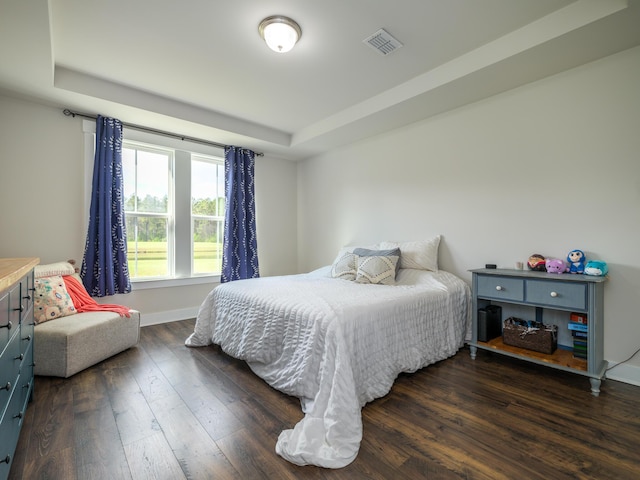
502, 317, 558, 354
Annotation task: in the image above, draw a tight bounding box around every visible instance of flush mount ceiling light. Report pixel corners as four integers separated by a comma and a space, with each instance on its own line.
258, 15, 302, 53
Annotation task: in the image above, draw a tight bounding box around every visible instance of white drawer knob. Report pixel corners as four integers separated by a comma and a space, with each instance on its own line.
550, 291, 558, 297
496, 286, 503, 291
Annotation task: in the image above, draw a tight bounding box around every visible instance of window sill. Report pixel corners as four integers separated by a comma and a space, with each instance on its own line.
131, 275, 220, 290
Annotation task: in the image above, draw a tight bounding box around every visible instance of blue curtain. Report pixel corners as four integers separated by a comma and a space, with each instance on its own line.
81, 115, 131, 296
221, 146, 260, 282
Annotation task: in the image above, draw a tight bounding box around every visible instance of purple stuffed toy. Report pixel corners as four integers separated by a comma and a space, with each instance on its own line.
567, 249, 586, 274
546, 258, 568, 274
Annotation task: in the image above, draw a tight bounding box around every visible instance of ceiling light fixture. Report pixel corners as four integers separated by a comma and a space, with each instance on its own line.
258, 15, 302, 53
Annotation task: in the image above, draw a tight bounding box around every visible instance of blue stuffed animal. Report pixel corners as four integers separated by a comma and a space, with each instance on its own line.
567, 249, 586, 274
584, 260, 608, 276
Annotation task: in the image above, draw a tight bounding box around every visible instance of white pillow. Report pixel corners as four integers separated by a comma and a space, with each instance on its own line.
35, 261, 76, 278
379, 235, 441, 271
355, 255, 399, 285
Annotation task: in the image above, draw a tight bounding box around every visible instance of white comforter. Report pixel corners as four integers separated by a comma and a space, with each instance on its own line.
185, 267, 471, 468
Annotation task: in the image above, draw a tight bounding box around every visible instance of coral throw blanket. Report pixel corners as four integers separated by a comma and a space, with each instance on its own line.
63, 275, 131, 317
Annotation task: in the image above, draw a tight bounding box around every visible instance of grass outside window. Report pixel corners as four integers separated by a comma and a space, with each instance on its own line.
127, 241, 222, 278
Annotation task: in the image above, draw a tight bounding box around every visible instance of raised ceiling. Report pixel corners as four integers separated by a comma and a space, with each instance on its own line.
1, 0, 639, 160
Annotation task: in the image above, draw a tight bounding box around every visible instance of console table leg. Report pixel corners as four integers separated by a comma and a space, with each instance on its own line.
470, 345, 477, 360
589, 377, 601, 396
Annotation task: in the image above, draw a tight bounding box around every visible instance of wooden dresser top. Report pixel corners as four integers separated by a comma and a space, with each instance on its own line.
0, 257, 40, 293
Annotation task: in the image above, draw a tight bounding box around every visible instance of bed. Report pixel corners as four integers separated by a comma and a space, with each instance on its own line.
185, 240, 471, 469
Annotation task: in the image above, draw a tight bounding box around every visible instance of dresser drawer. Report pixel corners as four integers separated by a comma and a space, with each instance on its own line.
19, 341, 34, 411
526, 279, 587, 310
0, 376, 23, 478
0, 292, 10, 347
477, 275, 524, 302
7, 282, 21, 330
20, 314, 34, 358
20, 274, 34, 320
19, 329, 32, 371
0, 328, 20, 410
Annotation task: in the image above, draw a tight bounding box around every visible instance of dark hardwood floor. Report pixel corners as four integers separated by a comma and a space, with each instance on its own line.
9, 319, 640, 479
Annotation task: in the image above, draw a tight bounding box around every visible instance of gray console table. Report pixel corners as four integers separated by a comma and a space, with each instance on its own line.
469, 268, 607, 396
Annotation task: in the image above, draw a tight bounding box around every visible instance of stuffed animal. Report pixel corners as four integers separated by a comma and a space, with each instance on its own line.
545, 258, 568, 274
567, 249, 586, 274
584, 260, 608, 276
527, 254, 546, 271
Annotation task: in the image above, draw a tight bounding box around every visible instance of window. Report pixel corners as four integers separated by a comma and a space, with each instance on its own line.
82, 120, 226, 288
121, 140, 225, 283
191, 156, 225, 274
123, 144, 172, 278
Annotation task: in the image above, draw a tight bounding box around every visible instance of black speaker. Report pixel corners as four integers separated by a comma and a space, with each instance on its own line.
478, 305, 502, 342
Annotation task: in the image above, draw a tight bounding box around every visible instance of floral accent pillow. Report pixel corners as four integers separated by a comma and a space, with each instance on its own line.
34, 275, 77, 324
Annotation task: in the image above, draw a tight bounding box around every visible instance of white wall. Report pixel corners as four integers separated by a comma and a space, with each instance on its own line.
297, 46, 640, 385
0, 95, 298, 323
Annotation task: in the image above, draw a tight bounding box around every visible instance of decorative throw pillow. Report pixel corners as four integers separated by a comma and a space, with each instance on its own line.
35, 261, 76, 278
331, 252, 358, 281
379, 235, 441, 271
353, 247, 401, 275
34, 275, 77, 324
355, 255, 399, 285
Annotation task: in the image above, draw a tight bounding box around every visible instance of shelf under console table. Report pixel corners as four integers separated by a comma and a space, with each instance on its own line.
469, 268, 607, 396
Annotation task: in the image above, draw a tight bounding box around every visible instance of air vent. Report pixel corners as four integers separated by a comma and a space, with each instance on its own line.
363, 28, 403, 56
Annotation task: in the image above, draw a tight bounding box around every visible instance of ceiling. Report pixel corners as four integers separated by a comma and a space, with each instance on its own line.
1, 0, 640, 161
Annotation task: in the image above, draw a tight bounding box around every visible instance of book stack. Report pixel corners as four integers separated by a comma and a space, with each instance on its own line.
568, 312, 588, 359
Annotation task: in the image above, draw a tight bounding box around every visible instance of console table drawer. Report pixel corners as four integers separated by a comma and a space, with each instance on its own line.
526, 279, 587, 310
477, 276, 524, 302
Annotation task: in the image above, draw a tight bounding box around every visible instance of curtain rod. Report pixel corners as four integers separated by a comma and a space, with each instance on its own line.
63, 108, 264, 156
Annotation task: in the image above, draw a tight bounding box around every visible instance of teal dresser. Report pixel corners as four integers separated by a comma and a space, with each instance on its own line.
0, 258, 38, 480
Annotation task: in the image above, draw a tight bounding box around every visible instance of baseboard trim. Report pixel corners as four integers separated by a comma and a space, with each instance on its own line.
140, 307, 199, 327
605, 361, 640, 387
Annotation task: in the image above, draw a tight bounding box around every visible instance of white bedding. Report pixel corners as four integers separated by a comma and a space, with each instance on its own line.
185, 266, 471, 468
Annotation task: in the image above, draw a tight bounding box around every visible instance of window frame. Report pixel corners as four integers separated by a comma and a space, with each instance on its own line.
82, 119, 224, 290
